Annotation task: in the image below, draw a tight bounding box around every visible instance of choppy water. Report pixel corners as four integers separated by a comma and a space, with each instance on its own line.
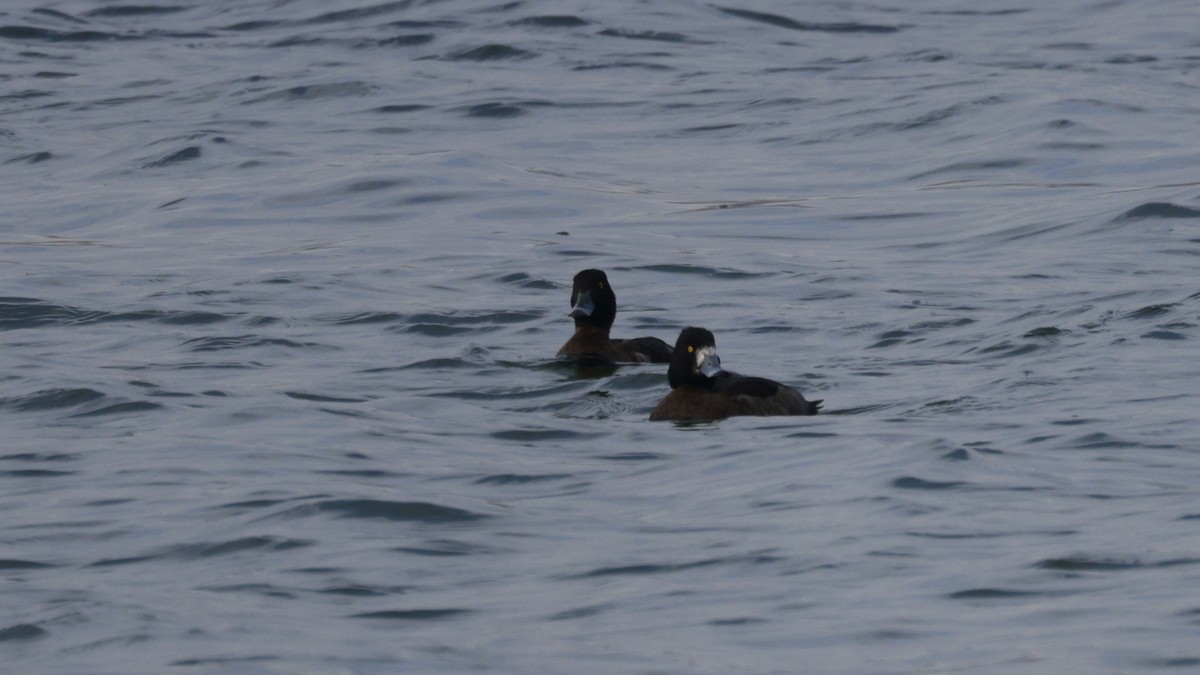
4, 0, 1200, 672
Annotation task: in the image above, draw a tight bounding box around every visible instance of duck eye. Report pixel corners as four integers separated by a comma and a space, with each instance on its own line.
598, 282, 605, 289
687, 345, 694, 353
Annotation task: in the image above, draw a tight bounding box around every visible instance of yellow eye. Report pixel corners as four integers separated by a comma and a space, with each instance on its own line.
687, 345, 694, 353
598, 282, 605, 289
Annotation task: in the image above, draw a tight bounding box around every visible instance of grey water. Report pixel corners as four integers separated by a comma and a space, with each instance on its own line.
3, 0, 1200, 672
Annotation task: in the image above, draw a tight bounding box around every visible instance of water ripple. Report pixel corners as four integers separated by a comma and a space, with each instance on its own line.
281, 499, 488, 523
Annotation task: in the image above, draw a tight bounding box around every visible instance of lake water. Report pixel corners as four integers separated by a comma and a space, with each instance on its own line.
3, 0, 1200, 672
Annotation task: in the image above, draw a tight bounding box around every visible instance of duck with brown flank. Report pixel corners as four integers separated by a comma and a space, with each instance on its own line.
650, 326, 821, 421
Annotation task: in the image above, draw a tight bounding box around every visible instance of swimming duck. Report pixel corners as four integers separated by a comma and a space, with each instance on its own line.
557, 269, 672, 364
650, 326, 821, 421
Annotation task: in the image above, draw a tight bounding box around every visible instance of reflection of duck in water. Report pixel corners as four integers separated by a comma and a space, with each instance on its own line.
556, 269, 672, 364
651, 327, 822, 421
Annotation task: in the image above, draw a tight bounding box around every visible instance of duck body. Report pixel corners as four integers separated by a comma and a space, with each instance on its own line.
650, 327, 821, 421
556, 269, 672, 364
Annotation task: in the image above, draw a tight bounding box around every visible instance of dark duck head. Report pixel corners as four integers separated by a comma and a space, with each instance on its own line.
568, 268, 617, 331
667, 327, 724, 389
557, 269, 673, 364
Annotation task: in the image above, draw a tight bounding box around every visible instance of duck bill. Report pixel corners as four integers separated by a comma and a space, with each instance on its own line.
568, 291, 594, 318
697, 348, 723, 377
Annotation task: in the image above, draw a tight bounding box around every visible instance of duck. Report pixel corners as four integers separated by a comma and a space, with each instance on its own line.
556, 269, 673, 364
650, 326, 822, 421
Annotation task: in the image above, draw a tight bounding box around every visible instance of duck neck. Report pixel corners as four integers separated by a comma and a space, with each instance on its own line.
572, 322, 611, 340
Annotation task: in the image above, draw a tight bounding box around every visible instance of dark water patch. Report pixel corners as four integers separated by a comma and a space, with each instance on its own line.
892, 476, 966, 490
0, 624, 47, 642
0, 469, 74, 477
511, 15, 590, 28
171, 656, 279, 667
868, 329, 911, 348
598, 29, 692, 43
596, 452, 669, 461
747, 324, 804, 334
947, 588, 1052, 600
302, 0, 417, 25
1142, 330, 1186, 341
182, 335, 322, 352
287, 499, 488, 523
1138, 657, 1200, 669
0, 26, 127, 42
72, 401, 162, 417
329, 311, 404, 326
244, 82, 375, 104
1114, 202, 1200, 221
493, 271, 558, 290
387, 19, 461, 29
432, 380, 590, 402
574, 561, 712, 578
571, 554, 772, 579
709, 617, 768, 626
920, 397, 981, 413
0, 90, 55, 102
284, 391, 368, 403
604, 371, 666, 390
1036, 556, 1200, 572
198, 583, 296, 599
215, 498, 292, 510
546, 605, 609, 621
372, 104, 430, 114
89, 554, 160, 568
681, 123, 745, 135
403, 323, 500, 337
1069, 432, 1143, 450
572, 61, 674, 72
447, 44, 534, 61
394, 539, 493, 557
892, 97, 1003, 131
637, 263, 767, 279
909, 159, 1028, 180
490, 428, 605, 442
0, 297, 85, 329
715, 6, 900, 34
268, 35, 327, 48
3, 388, 104, 412
1124, 303, 1177, 320
363, 33, 434, 47
976, 340, 1040, 358
317, 469, 396, 478
83, 5, 188, 17
406, 310, 542, 326
395, 357, 475, 370
91, 537, 311, 567
902, 49, 951, 62
143, 146, 201, 168
144, 310, 229, 325
6, 151, 53, 164
222, 20, 283, 31
0, 301, 228, 329
458, 102, 526, 118
1105, 53, 1157, 64
1024, 326, 1067, 338
351, 609, 471, 621
320, 585, 396, 597
475, 473, 574, 485
31, 8, 88, 23
909, 530, 1075, 540
0, 559, 55, 570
